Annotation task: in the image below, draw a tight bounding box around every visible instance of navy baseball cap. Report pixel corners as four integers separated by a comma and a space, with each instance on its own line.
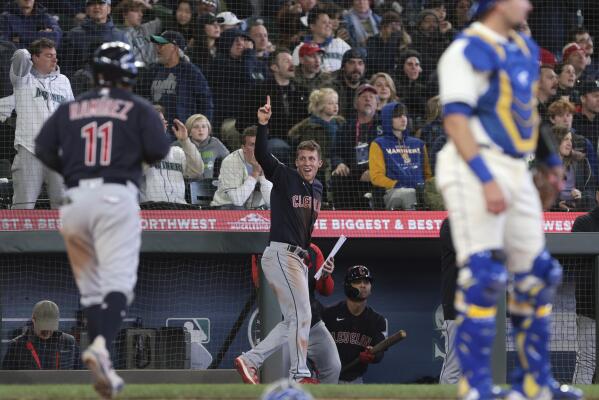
580, 80, 599, 96
87, 0, 111, 5
470, 0, 497, 19
150, 31, 186, 49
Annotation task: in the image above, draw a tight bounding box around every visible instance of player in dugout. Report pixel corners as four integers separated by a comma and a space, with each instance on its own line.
322, 265, 387, 383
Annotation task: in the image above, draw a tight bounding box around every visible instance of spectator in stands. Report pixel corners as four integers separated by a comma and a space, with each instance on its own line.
61, 0, 128, 77
196, 0, 217, 17
288, 87, 343, 169
554, 63, 579, 104
370, 72, 398, 113
570, 26, 595, 70
343, 0, 381, 48
395, 50, 428, 126
549, 98, 599, 181
366, 11, 411, 77
254, 48, 309, 166
410, 9, 452, 80
369, 102, 431, 210
573, 80, 599, 164
211, 126, 272, 209
420, 95, 446, 172
291, 8, 351, 73
185, 113, 229, 180
548, 99, 575, 129
115, 0, 162, 64
331, 84, 379, 210
562, 42, 590, 83
428, 0, 455, 37
538, 64, 558, 124
141, 31, 213, 128
217, 11, 241, 31
207, 28, 261, 136
571, 187, 599, 385
1, 0, 62, 50
320, 2, 351, 44
165, 0, 195, 44
140, 105, 204, 206
248, 20, 272, 61
11, 38, 73, 210
293, 42, 334, 95
2, 300, 76, 370
188, 12, 220, 72
276, 0, 316, 50
551, 125, 596, 212
448, 0, 471, 31
333, 48, 367, 120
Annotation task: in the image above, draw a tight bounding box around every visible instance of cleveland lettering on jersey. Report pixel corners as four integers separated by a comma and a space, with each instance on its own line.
291, 195, 322, 210
69, 98, 134, 121
330, 331, 373, 347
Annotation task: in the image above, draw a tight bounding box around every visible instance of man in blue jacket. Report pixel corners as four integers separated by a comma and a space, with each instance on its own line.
60, 0, 128, 77
138, 30, 213, 131
1, 0, 62, 49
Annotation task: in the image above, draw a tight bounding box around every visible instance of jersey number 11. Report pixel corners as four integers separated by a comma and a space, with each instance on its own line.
81, 121, 113, 166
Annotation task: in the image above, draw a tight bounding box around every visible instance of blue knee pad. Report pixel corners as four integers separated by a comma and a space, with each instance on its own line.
455, 251, 507, 395
509, 251, 562, 394
510, 250, 562, 311
460, 250, 508, 309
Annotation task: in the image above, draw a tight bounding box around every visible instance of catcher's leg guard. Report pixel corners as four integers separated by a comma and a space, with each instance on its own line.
455, 251, 507, 400
508, 251, 580, 399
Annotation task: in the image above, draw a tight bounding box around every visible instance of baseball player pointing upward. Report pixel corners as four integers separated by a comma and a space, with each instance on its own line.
35, 42, 170, 399
235, 97, 324, 383
437, 1, 581, 399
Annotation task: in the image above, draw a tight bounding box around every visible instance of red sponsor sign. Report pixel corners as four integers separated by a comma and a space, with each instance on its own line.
0, 210, 583, 237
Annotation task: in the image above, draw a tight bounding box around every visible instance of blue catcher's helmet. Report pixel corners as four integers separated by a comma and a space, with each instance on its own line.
261, 379, 314, 400
92, 41, 144, 86
470, 0, 498, 19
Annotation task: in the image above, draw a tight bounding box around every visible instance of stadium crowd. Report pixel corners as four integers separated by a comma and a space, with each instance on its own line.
0, 0, 598, 211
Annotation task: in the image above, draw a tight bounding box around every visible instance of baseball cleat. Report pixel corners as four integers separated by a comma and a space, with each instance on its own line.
297, 377, 320, 384
234, 356, 260, 384
548, 382, 583, 399
82, 336, 124, 399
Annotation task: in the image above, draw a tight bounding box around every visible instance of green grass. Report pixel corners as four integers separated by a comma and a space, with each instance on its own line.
0, 384, 598, 400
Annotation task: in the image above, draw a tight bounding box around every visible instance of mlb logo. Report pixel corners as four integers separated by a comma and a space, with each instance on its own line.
165, 318, 210, 343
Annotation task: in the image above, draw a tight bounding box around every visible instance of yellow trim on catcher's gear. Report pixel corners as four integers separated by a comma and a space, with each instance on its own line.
466, 304, 497, 319
458, 377, 471, 397
516, 332, 529, 370
536, 304, 553, 318
524, 373, 542, 398
496, 71, 539, 153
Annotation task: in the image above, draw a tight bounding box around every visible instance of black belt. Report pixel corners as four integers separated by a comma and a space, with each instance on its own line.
287, 245, 308, 259
66, 177, 130, 188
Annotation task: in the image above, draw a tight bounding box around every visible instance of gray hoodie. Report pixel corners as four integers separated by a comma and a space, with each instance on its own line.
193, 136, 230, 179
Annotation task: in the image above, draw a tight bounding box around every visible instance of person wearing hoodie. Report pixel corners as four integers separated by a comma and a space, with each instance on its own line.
369, 102, 432, 210
60, 0, 129, 77
206, 28, 262, 133
185, 113, 229, 180
1, 0, 62, 50
10, 38, 74, 209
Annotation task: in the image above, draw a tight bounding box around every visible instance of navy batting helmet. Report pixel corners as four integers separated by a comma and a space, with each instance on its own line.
92, 41, 144, 86
344, 265, 372, 299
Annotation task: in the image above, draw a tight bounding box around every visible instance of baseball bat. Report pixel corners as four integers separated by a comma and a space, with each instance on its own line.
340, 329, 407, 374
